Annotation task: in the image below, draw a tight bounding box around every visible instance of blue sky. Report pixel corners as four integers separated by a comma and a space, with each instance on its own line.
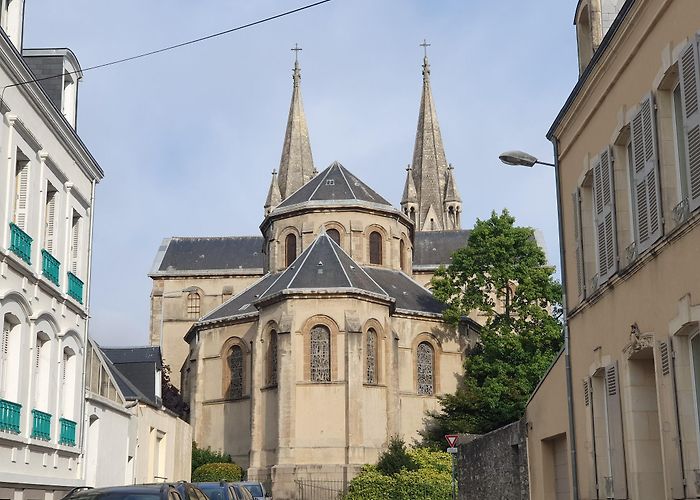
23, 1, 579, 346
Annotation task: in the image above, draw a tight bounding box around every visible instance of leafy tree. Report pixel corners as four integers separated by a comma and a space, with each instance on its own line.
161, 364, 189, 418
376, 436, 418, 476
192, 442, 232, 475
192, 462, 243, 481
424, 210, 563, 445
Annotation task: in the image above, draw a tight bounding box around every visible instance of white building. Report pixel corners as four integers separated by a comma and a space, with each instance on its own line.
0, 1, 104, 497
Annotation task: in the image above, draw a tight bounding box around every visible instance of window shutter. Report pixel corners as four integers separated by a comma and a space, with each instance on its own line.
657, 340, 686, 499
71, 217, 80, 274
45, 192, 56, 254
593, 149, 617, 285
630, 95, 663, 252
679, 37, 700, 212
572, 189, 586, 299
583, 377, 598, 499
14, 163, 29, 231
605, 362, 627, 499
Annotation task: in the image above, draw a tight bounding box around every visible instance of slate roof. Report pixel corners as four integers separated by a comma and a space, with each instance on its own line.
364, 267, 446, 315
413, 230, 470, 269
101, 346, 163, 369
98, 345, 160, 407
255, 232, 390, 302
151, 236, 265, 276
276, 162, 393, 209
198, 272, 281, 324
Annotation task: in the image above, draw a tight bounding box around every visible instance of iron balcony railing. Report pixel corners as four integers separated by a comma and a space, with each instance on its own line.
31, 409, 51, 441
9, 222, 32, 264
41, 250, 60, 286
59, 417, 76, 446
0, 399, 21, 433
67, 272, 84, 304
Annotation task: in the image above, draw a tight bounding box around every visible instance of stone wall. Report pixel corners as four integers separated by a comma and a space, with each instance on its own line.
457, 419, 528, 500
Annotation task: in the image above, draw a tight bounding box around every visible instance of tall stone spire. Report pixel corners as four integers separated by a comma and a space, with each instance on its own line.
264, 170, 282, 215
409, 44, 461, 231
277, 47, 315, 200
401, 165, 418, 225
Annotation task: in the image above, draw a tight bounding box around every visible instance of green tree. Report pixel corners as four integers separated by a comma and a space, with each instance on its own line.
376, 436, 418, 476
424, 210, 563, 445
191, 442, 232, 475
192, 462, 243, 482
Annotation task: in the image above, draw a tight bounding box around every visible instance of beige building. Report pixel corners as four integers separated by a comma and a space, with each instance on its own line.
527, 0, 700, 499
149, 54, 478, 498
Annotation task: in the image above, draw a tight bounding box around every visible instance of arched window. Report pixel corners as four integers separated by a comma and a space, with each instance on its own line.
310, 325, 331, 382
62, 347, 76, 419
227, 345, 244, 399
409, 207, 416, 223
369, 231, 383, 265
366, 328, 377, 384
285, 234, 297, 267
400, 240, 406, 272
34, 332, 51, 411
326, 228, 341, 246
1, 313, 20, 401
417, 342, 434, 396
268, 330, 278, 386
187, 292, 201, 318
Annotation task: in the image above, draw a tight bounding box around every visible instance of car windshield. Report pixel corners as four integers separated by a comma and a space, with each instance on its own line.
74, 494, 162, 500
196, 488, 225, 500
241, 486, 263, 497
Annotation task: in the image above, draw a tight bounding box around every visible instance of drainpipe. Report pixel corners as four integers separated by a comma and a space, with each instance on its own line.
550, 137, 580, 500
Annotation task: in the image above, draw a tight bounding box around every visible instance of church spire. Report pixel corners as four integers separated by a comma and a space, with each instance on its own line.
277, 44, 315, 200
264, 170, 282, 215
401, 165, 418, 225
409, 41, 461, 232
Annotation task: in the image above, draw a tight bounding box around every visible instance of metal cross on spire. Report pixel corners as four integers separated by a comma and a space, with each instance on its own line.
292, 43, 302, 62
420, 39, 431, 58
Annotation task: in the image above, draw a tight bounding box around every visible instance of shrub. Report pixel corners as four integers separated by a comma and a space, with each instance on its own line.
192, 462, 243, 482
192, 442, 232, 474
376, 436, 418, 476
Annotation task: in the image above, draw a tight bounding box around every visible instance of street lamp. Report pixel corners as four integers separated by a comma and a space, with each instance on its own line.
498, 148, 579, 500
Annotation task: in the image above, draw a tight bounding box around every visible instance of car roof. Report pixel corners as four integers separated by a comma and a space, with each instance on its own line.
70, 486, 169, 497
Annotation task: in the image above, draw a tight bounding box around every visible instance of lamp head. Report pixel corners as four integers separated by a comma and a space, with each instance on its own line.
499, 150, 539, 167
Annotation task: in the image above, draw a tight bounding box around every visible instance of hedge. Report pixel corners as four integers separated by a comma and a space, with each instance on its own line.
192, 462, 243, 482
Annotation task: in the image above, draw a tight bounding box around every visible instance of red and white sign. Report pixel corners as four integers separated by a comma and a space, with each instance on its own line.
445, 434, 459, 448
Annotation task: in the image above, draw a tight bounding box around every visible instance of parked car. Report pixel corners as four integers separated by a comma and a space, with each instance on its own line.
62, 484, 182, 500
167, 482, 208, 500
192, 482, 237, 500
235, 482, 267, 500
229, 484, 254, 500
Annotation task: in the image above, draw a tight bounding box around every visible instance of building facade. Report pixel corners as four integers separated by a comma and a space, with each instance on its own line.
0, 1, 104, 497
150, 53, 477, 498
527, 0, 700, 499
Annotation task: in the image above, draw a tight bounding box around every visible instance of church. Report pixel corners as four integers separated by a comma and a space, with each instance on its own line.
148, 49, 478, 498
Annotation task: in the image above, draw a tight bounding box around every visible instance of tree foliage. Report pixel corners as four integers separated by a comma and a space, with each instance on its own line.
192, 462, 243, 482
161, 364, 188, 418
424, 210, 563, 444
376, 436, 418, 476
192, 442, 232, 475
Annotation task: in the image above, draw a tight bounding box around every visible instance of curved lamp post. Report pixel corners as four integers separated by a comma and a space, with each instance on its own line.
498, 149, 579, 500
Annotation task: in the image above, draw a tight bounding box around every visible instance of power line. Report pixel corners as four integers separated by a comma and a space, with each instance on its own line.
5, 0, 332, 91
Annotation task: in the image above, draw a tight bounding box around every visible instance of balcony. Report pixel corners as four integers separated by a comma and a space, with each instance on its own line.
0, 399, 21, 434
59, 417, 76, 446
41, 250, 60, 286
67, 272, 84, 304
9, 222, 32, 264
31, 409, 51, 441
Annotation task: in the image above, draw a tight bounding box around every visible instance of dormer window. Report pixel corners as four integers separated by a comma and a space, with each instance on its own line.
0, 0, 23, 50
576, 3, 596, 74
62, 71, 77, 127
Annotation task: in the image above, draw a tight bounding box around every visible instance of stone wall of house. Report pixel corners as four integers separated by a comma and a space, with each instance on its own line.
457, 419, 528, 500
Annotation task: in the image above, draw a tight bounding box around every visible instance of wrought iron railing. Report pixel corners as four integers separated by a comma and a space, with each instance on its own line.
31, 409, 51, 441
9, 222, 32, 264
59, 417, 76, 446
295, 479, 347, 500
67, 272, 84, 304
0, 399, 21, 433
41, 250, 60, 286
672, 197, 690, 227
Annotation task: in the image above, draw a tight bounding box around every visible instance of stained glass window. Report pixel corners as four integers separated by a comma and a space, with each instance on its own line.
310, 325, 331, 382
269, 330, 278, 385
285, 234, 297, 267
417, 342, 434, 395
366, 329, 377, 384
369, 231, 383, 265
228, 345, 244, 399
400, 239, 406, 271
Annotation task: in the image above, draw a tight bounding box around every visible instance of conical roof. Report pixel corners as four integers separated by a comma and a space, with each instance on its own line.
255, 232, 390, 302
278, 60, 315, 199
401, 165, 418, 204
264, 170, 282, 214
276, 161, 393, 210
444, 165, 461, 203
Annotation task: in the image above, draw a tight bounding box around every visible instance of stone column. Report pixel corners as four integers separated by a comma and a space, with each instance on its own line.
344, 311, 364, 468
386, 321, 400, 438
248, 322, 264, 470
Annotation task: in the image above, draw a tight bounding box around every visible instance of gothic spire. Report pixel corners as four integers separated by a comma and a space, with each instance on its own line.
401, 165, 418, 204
277, 48, 315, 200
444, 164, 461, 203
264, 170, 282, 215
410, 44, 457, 232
